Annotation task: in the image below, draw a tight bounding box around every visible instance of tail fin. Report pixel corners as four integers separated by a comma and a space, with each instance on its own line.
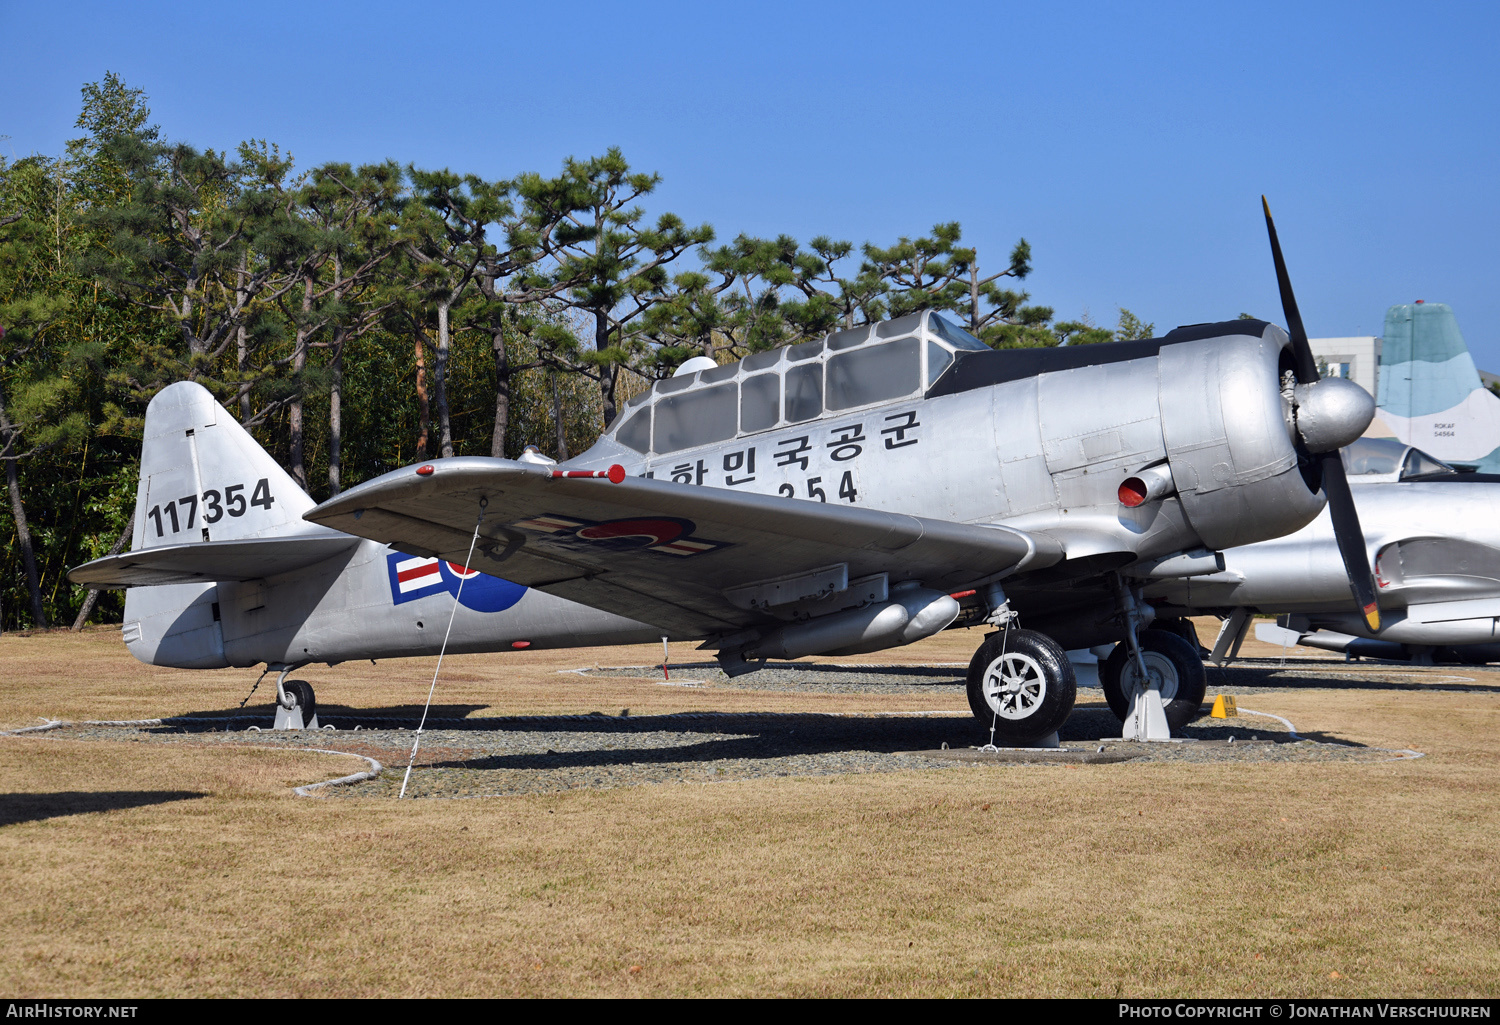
120, 382, 319, 668
132, 381, 317, 549
1375, 302, 1500, 471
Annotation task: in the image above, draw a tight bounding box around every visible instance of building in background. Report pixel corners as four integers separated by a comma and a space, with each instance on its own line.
1309, 335, 1382, 398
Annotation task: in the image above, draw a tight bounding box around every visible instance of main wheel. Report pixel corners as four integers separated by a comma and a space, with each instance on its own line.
1153, 617, 1206, 656
1100, 630, 1206, 729
284, 679, 317, 724
966, 629, 1077, 744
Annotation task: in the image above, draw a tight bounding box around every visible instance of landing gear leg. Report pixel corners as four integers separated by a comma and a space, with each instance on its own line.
1109, 574, 1172, 741
271, 664, 318, 730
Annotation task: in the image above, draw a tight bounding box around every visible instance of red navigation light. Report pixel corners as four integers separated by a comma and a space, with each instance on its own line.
511, 640, 531, 649
416, 465, 434, 476
1118, 477, 1149, 507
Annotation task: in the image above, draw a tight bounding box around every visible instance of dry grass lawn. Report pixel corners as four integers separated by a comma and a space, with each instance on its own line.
1, 625, 1497, 998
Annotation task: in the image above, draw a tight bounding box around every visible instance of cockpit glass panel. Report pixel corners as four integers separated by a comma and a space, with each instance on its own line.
615, 407, 651, 453
827, 326, 869, 351
784, 363, 823, 423
625, 389, 651, 408
788, 338, 825, 362
928, 313, 990, 350
1401, 447, 1458, 480
742, 348, 782, 371
741, 373, 780, 433
826, 336, 920, 411
927, 340, 954, 387
1342, 437, 1406, 475
877, 313, 923, 338
701, 361, 739, 384
654, 382, 738, 453
657, 373, 696, 394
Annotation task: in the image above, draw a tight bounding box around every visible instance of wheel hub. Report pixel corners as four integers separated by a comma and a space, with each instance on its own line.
982, 652, 1047, 720
1122, 651, 1180, 700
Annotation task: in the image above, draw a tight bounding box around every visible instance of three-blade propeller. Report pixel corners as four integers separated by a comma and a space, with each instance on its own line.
1262, 197, 1382, 632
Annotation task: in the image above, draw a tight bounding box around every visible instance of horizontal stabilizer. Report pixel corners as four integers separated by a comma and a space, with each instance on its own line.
69, 535, 360, 588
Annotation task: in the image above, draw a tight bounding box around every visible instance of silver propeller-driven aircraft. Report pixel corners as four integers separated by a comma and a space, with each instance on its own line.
1149, 435, 1500, 666
70, 204, 1380, 742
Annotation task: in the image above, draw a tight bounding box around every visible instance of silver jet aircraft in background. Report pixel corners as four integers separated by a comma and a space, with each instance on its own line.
71, 205, 1380, 742
1148, 435, 1500, 668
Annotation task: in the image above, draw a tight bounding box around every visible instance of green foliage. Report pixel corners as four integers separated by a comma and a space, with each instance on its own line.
1114, 308, 1155, 341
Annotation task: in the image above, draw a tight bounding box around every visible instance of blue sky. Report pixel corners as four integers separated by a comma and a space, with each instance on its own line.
4, 1, 1498, 364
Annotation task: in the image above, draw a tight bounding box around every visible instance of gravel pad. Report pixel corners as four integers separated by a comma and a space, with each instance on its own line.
23, 686, 1414, 800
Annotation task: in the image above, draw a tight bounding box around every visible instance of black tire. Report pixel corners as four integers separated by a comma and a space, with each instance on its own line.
284, 680, 317, 723
1100, 630, 1206, 729
966, 628, 1077, 744
1154, 617, 1207, 657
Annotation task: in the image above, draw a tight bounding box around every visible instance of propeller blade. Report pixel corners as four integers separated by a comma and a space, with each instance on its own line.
1262, 196, 1319, 384
1264, 196, 1380, 631
1321, 451, 1381, 632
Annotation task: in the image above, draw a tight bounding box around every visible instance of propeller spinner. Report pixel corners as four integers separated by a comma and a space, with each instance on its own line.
1262, 197, 1382, 632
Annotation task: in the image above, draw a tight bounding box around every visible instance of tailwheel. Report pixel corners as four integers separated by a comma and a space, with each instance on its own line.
966, 629, 1077, 744
1100, 629, 1207, 730
285, 680, 317, 723
274, 676, 320, 730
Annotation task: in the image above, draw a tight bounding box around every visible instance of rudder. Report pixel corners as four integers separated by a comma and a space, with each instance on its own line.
124, 382, 317, 668
133, 381, 316, 549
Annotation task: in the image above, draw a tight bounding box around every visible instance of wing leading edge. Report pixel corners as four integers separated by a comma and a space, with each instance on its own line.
305, 457, 1062, 636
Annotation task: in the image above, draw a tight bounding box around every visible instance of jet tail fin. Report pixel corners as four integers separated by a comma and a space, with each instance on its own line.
1376, 302, 1500, 471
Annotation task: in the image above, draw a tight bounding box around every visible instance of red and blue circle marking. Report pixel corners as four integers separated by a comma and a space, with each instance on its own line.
385, 553, 527, 612
512, 513, 727, 557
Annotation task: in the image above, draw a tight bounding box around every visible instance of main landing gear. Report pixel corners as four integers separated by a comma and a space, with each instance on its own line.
965, 591, 1076, 745
1099, 576, 1207, 739
966, 629, 1078, 745
1098, 629, 1206, 731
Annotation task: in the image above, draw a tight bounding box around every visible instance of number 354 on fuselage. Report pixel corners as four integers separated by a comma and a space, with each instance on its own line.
73, 310, 1374, 743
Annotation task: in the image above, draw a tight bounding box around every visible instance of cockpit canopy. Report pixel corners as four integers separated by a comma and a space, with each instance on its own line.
608, 311, 989, 457
1341, 437, 1458, 482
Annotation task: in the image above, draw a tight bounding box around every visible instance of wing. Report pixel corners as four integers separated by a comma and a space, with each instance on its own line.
68, 535, 360, 588
305, 457, 1062, 636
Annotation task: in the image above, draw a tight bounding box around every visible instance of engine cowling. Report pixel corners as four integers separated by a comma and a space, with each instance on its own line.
1158, 325, 1363, 551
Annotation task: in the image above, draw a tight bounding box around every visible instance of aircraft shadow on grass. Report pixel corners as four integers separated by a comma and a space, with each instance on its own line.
0, 790, 204, 827
154, 703, 491, 728
397, 708, 1341, 774
1208, 665, 1500, 695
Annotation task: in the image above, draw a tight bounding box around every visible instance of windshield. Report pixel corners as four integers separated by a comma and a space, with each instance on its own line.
927, 313, 990, 350
1401, 447, 1458, 479
1342, 437, 1406, 476
1341, 437, 1458, 479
